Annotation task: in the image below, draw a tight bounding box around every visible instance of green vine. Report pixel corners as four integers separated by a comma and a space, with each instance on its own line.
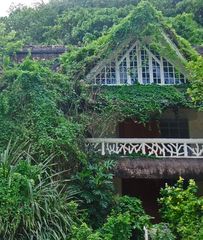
60, 1, 198, 81
84, 84, 193, 137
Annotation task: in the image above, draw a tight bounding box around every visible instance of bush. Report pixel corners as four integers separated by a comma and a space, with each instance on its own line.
69, 212, 132, 240
71, 158, 115, 228
148, 223, 175, 240
0, 142, 77, 240
101, 212, 132, 240
112, 196, 151, 239
69, 223, 102, 240
159, 177, 203, 240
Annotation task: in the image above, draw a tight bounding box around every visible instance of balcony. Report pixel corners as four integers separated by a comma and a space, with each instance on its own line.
86, 138, 203, 158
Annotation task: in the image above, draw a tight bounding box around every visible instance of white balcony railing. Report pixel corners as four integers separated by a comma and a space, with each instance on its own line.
86, 138, 203, 158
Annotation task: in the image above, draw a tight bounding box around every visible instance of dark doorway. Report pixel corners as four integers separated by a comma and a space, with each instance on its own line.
122, 178, 177, 222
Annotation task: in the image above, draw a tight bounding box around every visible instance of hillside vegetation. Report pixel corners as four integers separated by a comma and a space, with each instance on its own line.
0, 0, 202, 45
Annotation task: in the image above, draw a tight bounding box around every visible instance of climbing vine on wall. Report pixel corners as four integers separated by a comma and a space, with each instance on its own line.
84, 85, 193, 137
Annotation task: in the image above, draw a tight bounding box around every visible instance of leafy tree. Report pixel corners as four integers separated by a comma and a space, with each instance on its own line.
176, 0, 203, 26
111, 196, 151, 239
45, 7, 131, 45
170, 13, 203, 45
1, 0, 203, 46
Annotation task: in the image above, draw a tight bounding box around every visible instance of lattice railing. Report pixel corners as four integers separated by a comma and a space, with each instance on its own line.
86, 138, 203, 158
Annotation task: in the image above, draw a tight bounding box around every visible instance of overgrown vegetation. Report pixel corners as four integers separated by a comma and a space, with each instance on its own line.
159, 178, 203, 240
1, 0, 203, 46
0, 142, 77, 240
0, 0, 202, 239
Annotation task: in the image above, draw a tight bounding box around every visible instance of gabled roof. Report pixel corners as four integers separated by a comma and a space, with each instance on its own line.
61, 1, 199, 81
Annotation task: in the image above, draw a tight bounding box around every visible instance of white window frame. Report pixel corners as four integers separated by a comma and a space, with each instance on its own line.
93, 42, 186, 86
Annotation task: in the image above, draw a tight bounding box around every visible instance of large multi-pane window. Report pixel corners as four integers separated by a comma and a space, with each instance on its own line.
160, 119, 189, 138
93, 43, 186, 85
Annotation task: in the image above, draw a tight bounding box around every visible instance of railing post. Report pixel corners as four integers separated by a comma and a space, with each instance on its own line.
184, 142, 188, 157
142, 142, 146, 155
101, 141, 105, 156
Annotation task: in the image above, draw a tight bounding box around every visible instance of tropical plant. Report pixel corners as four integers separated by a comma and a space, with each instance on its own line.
71, 157, 115, 228
69, 223, 102, 240
0, 141, 77, 240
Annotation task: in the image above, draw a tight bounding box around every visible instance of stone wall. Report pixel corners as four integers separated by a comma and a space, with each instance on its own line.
14, 45, 66, 62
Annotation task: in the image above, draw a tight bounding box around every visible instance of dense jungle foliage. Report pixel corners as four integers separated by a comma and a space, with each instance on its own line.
0, 0, 203, 239
0, 0, 203, 45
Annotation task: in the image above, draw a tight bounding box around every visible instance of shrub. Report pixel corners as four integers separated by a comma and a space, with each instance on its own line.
112, 195, 151, 239
69, 212, 132, 240
71, 158, 115, 228
0, 142, 77, 240
101, 212, 132, 240
159, 177, 203, 240
69, 223, 102, 240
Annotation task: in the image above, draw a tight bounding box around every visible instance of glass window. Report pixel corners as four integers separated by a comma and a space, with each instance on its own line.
94, 43, 186, 85
160, 119, 189, 138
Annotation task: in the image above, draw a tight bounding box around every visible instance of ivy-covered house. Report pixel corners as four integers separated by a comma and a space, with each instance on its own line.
61, 1, 203, 219
16, 1, 203, 219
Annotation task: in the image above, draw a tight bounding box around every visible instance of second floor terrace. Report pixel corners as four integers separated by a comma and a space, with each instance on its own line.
86, 109, 203, 159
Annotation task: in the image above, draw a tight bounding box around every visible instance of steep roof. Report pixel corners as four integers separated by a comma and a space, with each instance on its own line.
61, 1, 199, 81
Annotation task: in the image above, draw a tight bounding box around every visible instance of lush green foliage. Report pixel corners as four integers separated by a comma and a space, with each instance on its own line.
100, 212, 132, 240
45, 7, 131, 45
0, 142, 77, 240
69, 212, 132, 240
170, 13, 203, 45
159, 178, 203, 240
0, 1, 202, 240
187, 56, 203, 106
69, 195, 151, 240
111, 196, 151, 239
69, 223, 102, 240
71, 158, 115, 228
0, 23, 22, 69
86, 85, 192, 137
0, 58, 85, 165
1, 0, 202, 45
148, 223, 176, 240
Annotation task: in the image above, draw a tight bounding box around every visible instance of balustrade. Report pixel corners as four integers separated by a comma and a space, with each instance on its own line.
86, 138, 203, 158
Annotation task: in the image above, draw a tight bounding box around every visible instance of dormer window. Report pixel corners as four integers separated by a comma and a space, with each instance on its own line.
93, 42, 186, 85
